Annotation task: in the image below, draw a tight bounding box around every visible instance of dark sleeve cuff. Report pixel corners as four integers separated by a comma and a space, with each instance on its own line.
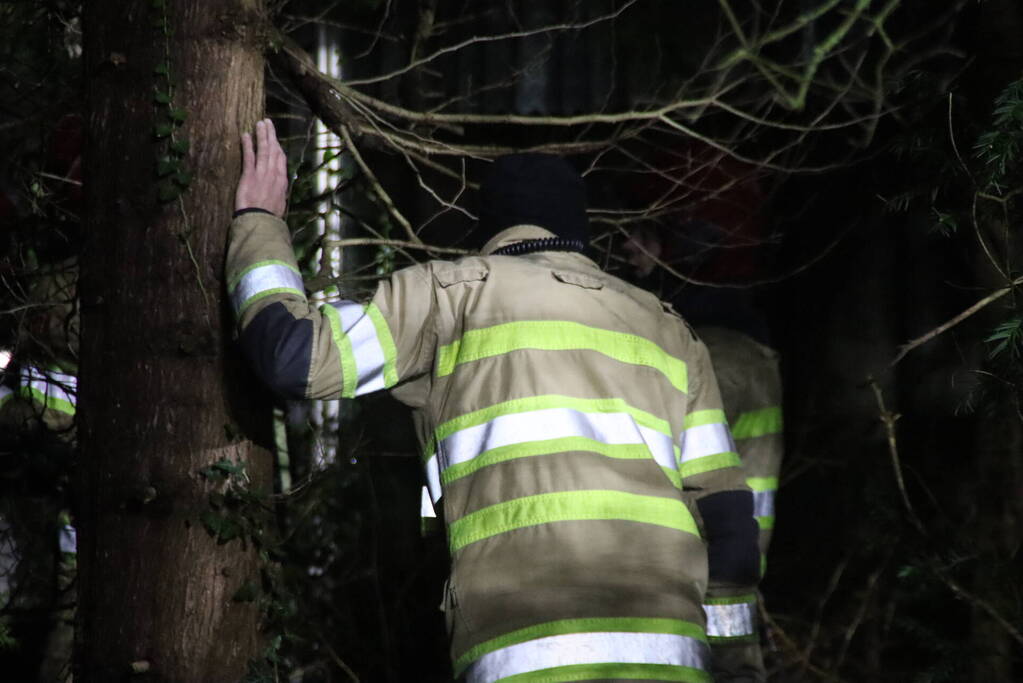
233, 207, 278, 219
697, 490, 760, 586
239, 302, 313, 400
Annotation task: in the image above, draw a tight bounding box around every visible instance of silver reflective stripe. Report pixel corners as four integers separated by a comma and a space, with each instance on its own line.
465, 631, 709, 683
753, 489, 775, 519
424, 454, 442, 503
704, 602, 755, 638
59, 525, 77, 554
437, 407, 676, 474
21, 367, 77, 408
332, 301, 387, 395
679, 422, 733, 464
231, 263, 305, 315
420, 486, 437, 519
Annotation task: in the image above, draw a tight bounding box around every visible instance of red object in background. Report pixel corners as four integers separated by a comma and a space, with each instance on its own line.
624, 141, 769, 283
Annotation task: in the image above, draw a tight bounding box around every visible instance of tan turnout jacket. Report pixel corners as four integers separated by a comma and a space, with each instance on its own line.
699, 327, 783, 683
228, 215, 757, 683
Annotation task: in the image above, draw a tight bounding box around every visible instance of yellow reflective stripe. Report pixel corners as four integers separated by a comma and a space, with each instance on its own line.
756, 516, 775, 530
365, 303, 398, 387
746, 476, 779, 492
436, 321, 687, 393
678, 451, 741, 479
683, 409, 726, 430
21, 386, 75, 416
321, 304, 356, 398
731, 406, 782, 440
19, 368, 77, 415
448, 490, 699, 553
662, 466, 682, 489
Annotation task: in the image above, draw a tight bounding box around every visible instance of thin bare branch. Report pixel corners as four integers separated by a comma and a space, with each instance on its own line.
342, 0, 640, 87
338, 124, 420, 244
889, 276, 1023, 367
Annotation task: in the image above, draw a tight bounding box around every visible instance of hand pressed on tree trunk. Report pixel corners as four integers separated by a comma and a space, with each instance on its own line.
235, 118, 288, 217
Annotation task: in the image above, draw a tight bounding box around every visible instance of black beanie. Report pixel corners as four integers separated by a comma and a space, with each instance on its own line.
477, 153, 589, 247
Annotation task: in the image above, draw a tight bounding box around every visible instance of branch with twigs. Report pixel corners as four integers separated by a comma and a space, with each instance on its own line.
868, 378, 1023, 651
889, 275, 1023, 367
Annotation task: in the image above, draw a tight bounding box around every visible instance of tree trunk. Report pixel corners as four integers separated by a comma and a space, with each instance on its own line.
77, 1, 272, 681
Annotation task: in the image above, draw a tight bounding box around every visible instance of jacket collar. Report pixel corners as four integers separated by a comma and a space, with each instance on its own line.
479, 224, 600, 270
480, 225, 560, 255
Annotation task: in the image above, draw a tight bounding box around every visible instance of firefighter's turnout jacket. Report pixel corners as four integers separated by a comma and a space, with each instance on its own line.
0, 364, 76, 435
698, 327, 783, 683
698, 327, 782, 566
228, 214, 759, 683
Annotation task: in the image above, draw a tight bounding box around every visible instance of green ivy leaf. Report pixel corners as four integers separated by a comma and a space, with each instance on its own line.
200, 466, 228, 483
153, 123, 173, 139
173, 170, 193, 188
153, 91, 172, 105
200, 510, 224, 536
157, 180, 181, 203
153, 63, 169, 76
156, 157, 177, 177
217, 517, 242, 543
169, 137, 190, 155
213, 458, 245, 476
169, 107, 188, 123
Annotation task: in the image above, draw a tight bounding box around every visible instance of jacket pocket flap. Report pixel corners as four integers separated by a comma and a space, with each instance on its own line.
552, 270, 604, 290
433, 264, 489, 287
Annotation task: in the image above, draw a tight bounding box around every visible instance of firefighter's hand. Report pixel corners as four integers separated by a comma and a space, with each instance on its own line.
235, 118, 288, 217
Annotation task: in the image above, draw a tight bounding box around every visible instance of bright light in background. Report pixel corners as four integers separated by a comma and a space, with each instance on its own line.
0, 350, 11, 371
310, 25, 346, 467
315, 24, 344, 288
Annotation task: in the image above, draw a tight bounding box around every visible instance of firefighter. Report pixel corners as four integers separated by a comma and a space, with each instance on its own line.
625, 220, 783, 683
229, 119, 759, 682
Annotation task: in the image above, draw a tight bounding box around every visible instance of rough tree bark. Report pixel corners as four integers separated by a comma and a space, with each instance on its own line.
77, 1, 273, 680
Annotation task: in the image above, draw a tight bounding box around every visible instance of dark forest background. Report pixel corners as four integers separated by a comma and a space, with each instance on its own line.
0, 0, 1021, 681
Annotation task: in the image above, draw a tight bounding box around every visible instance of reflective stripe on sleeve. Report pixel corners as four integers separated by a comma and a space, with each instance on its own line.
20, 367, 76, 415
420, 486, 437, 519
447, 490, 699, 553
424, 453, 442, 504
679, 422, 734, 464
678, 417, 739, 478
322, 301, 398, 398
436, 321, 688, 393
703, 596, 756, 640
59, 525, 77, 554
230, 260, 305, 316
731, 406, 783, 440
456, 617, 709, 682
748, 477, 777, 529
752, 489, 775, 520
